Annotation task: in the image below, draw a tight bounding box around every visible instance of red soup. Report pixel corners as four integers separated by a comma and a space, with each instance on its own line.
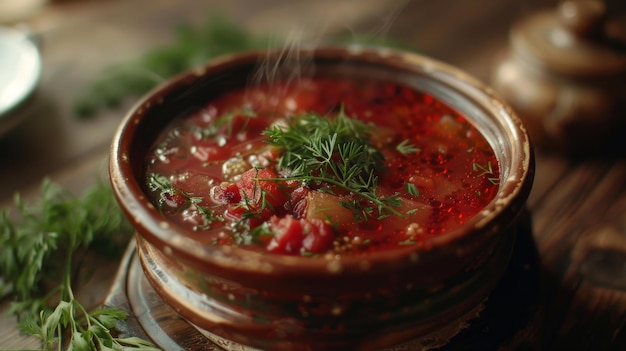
144, 77, 499, 256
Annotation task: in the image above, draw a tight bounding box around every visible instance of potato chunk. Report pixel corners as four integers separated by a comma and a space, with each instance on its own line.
304, 191, 355, 227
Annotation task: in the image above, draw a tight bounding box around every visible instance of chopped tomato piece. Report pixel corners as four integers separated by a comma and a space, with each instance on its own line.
161, 190, 187, 209
266, 215, 305, 254
226, 202, 275, 229
266, 215, 335, 254
301, 218, 334, 253
211, 182, 242, 203
238, 168, 288, 209
220, 168, 291, 226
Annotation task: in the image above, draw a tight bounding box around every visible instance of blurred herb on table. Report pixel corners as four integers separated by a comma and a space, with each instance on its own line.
0, 179, 158, 350
73, 15, 414, 119
74, 15, 270, 118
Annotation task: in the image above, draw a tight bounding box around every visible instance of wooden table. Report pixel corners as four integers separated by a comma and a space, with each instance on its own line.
1, 0, 625, 350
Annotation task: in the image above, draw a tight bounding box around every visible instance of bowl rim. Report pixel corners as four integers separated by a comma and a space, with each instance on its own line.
110, 45, 534, 275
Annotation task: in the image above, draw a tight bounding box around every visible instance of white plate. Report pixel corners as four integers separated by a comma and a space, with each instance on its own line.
0, 25, 42, 135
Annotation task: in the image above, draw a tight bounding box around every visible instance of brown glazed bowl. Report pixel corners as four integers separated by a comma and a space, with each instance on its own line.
110, 46, 534, 351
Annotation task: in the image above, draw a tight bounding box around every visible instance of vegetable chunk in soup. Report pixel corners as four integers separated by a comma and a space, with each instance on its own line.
145, 78, 499, 256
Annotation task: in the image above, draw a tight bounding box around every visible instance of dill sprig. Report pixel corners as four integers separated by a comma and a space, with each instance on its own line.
0, 178, 159, 350
396, 139, 420, 155
472, 161, 499, 185
263, 109, 403, 220
147, 173, 223, 230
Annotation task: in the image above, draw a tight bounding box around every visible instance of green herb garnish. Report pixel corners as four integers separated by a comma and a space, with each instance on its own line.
472, 161, 499, 185
74, 15, 269, 118
404, 182, 420, 197
396, 139, 420, 155
0, 178, 159, 350
244, 222, 274, 245
147, 173, 223, 230
263, 109, 404, 220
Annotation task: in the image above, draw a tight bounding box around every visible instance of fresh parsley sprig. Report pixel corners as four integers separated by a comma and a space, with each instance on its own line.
263, 109, 404, 220
0, 178, 159, 351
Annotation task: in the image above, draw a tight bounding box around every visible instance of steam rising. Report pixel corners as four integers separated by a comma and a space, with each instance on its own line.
248, 0, 408, 108
251, 29, 316, 91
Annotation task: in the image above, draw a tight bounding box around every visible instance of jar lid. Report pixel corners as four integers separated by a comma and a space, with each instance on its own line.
511, 0, 626, 77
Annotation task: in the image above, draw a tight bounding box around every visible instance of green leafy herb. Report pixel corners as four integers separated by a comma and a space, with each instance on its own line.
263, 109, 404, 220
406, 208, 418, 215
0, 178, 159, 350
74, 15, 270, 118
147, 173, 223, 230
472, 161, 499, 185
404, 182, 420, 197
396, 139, 420, 155
243, 222, 274, 245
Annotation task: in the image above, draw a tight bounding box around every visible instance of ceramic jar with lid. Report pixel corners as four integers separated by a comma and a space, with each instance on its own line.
491, 0, 626, 154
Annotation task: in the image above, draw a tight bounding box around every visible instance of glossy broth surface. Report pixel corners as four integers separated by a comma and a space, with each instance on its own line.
145, 77, 499, 256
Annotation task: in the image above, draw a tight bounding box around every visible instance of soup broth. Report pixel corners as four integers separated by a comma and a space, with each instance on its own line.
145, 77, 499, 256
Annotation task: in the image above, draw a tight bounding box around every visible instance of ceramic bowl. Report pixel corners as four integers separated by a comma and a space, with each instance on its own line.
0, 25, 41, 136
110, 46, 534, 351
